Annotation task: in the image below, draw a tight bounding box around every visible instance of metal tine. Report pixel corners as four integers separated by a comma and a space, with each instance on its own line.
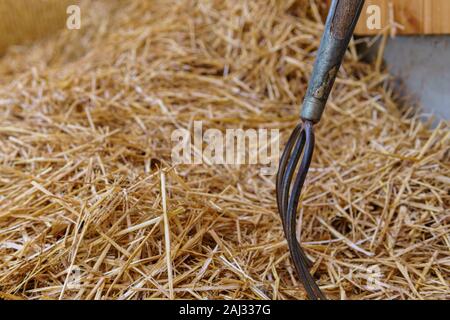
284, 121, 325, 300
276, 121, 325, 299
276, 123, 301, 211
280, 128, 305, 214
277, 123, 313, 268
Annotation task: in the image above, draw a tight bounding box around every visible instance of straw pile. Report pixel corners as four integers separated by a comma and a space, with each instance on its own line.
0, 0, 448, 300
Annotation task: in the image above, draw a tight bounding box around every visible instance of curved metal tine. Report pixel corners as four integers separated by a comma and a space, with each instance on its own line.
278, 124, 313, 268
276, 121, 324, 299
276, 124, 303, 244
276, 124, 302, 213
287, 232, 324, 299
285, 122, 325, 300
286, 122, 314, 224
288, 236, 325, 299
280, 129, 305, 217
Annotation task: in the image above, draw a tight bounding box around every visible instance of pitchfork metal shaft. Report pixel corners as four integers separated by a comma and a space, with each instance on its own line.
302, 0, 365, 123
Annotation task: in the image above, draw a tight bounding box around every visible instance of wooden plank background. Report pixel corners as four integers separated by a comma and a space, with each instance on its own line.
328, 0, 450, 35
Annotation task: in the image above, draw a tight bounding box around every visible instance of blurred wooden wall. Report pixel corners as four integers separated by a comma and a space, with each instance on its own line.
327, 0, 450, 35
0, 0, 74, 54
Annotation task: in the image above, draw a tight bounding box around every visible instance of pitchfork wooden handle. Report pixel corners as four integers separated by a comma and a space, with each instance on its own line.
301, 0, 365, 123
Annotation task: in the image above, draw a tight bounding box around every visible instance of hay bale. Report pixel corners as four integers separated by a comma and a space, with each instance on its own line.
0, 0, 448, 300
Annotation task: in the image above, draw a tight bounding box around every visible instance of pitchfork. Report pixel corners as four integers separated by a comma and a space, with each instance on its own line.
276, 0, 365, 300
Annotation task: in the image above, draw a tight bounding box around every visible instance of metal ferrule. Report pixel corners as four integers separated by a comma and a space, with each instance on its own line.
300, 0, 365, 123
